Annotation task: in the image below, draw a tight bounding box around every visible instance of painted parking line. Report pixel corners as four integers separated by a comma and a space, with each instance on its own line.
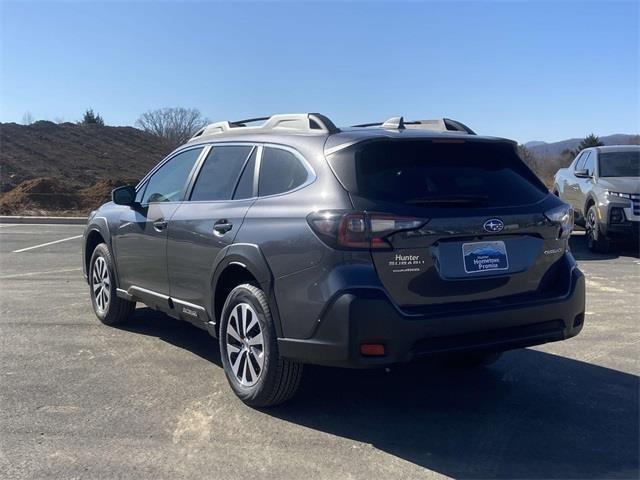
0, 267, 82, 279
12, 235, 82, 253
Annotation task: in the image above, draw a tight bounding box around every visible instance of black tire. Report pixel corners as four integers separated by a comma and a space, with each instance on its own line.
585, 205, 610, 253
219, 284, 303, 407
89, 243, 135, 325
447, 351, 503, 369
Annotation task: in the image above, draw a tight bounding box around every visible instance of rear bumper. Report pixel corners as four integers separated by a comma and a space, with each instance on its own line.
278, 266, 585, 368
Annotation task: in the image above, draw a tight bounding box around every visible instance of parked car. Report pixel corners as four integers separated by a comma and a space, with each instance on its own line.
83, 113, 585, 406
554, 145, 640, 252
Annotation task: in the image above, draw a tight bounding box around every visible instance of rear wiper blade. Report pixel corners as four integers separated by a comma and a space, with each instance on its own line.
405, 194, 489, 205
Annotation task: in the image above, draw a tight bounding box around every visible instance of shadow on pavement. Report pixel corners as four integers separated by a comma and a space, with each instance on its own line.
272, 354, 639, 479
119, 307, 223, 367
120, 308, 639, 479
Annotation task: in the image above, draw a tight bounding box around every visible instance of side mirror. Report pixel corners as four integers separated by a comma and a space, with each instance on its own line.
112, 185, 137, 206
574, 169, 591, 178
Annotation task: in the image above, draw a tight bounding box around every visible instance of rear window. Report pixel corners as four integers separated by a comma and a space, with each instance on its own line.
328, 140, 547, 207
599, 151, 640, 177
258, 147, 309, 196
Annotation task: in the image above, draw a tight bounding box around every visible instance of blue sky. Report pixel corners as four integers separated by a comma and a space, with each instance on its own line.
1, 0, 638, 143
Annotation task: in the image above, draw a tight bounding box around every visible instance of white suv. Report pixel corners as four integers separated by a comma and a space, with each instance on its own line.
554, 145, 639, 252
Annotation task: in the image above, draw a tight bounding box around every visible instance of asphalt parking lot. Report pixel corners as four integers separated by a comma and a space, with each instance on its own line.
1, 224, 638, 479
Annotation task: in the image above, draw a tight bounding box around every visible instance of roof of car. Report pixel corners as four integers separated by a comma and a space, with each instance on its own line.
592, 145, 640, 152
185, 112, 515, 152
323, 127, 515, 155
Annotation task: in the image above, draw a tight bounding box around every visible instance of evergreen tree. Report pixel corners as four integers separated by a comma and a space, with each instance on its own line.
81, 108, 104, 126
572, 133, 603, 155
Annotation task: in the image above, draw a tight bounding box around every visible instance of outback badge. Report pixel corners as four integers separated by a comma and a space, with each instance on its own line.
483, 218, 504, 233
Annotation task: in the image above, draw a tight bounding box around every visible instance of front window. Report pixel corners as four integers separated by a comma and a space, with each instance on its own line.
140, 147, 203, 204
599, 151, 640, 177
582, 152, 595, 176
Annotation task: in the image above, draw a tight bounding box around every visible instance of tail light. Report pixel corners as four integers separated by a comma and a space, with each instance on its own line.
307, 211, 426, 250
545, 204, 574, 239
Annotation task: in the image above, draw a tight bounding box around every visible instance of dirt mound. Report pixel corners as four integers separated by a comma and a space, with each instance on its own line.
0, 121, 171, 194
0, 121, 172, 215
0, 177, 80, 214
0, 176, 144, 215
80, 177, 139, 211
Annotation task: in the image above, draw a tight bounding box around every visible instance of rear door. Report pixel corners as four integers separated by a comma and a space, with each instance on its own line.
114, 147, 204, 296
327, 138, 565, 309
166, 144, 258, 309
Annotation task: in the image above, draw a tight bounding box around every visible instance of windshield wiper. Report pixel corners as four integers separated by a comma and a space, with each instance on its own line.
405, 194, 489, 206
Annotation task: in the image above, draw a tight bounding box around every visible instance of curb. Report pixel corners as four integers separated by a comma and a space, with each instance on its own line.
0, 216, 87, 225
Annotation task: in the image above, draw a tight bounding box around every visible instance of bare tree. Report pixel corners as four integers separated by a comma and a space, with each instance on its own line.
135, 107, 209, 147
628, 135, 640, 145
517, 144, 539, 171
21, 111, 34, 125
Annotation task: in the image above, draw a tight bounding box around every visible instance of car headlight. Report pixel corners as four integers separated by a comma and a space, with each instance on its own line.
545, 204, 574, 239
606, 191, 633, 199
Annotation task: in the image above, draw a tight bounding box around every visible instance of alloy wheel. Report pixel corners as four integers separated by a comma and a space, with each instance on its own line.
92, 256, 110, 313
226, 302, 265, 387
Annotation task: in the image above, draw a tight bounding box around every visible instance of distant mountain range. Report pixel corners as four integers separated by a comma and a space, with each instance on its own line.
524, 134, 638, 158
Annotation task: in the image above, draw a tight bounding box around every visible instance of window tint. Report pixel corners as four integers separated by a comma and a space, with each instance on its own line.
233, 149, 257, 199
258, 147, 309, 196
327, 140, 547, 208
141, 148, 203, 204
583, 152, 595, 176
599, 151, 639, 177
573, 152, 585, 171
190, 146, 253, 201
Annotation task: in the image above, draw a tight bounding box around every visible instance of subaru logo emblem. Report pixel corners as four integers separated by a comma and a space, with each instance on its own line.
483, 218, 504, 233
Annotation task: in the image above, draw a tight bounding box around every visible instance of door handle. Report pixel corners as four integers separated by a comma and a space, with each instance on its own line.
153, 219, 168, 231
213, 219, 233, 236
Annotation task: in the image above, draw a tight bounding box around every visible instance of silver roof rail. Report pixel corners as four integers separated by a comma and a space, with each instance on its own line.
381, 116, 406, 130
191, 112, 339, 139
352, 116, 476, 135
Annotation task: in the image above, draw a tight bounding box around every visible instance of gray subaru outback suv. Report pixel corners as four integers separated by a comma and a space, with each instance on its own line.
83, 113, 585, 406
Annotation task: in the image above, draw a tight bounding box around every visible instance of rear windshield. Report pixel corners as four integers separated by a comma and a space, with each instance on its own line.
327, 140, 548, 207
599, 151, 640, 177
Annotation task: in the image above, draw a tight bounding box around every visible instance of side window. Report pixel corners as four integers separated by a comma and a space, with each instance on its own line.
574, 152, 586, 171
141, 148, 203, 204
190, 146, 253, 201
233, 148, 257, 199
577, 152, 591, 171
258, 147, 309, 197
135, 183, 146, 203
583, 152, 595, 176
